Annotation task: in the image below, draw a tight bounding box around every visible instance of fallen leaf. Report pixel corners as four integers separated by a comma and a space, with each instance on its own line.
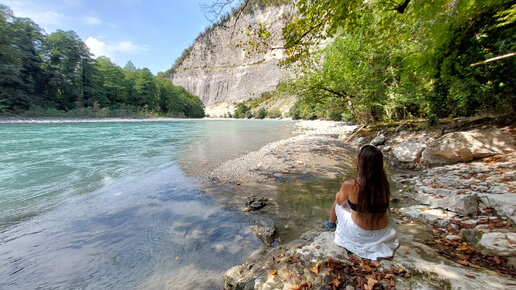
328, 279, 340, 287
310, 262, 321, 274
494, 256, 501, 264
269, 269, 277, 275
465, 274, 476, 279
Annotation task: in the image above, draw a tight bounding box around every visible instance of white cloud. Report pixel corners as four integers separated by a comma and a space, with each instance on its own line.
83, 16, 101, 26
3, 0, 68, 29
85, 37, 148, 60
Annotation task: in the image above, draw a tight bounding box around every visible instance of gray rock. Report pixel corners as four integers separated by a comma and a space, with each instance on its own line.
249, 221, 276, 246
296, 232, 349, 261
245, 196, 268, 211
421, 129, 515, 165
461, 229, 484, 244
401, 205, 457, 226
489, 185, 507, 194
479, 194, 516, 223
478, 232, 516, 256
415, 192, 478, 216
171, 6, 290, 106
370, 134, 386, 146
393, 142, 427, 163
354, 136, 366, 146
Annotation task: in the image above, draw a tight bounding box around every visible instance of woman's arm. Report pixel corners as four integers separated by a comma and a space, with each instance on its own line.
335, 179, 354, 206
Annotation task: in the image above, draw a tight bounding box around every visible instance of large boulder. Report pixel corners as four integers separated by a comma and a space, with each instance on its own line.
392, 142, 427, 163
421, 129, 515, 165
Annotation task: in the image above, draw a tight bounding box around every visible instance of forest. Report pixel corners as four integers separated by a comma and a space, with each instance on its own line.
199, 0, 515, 123
0, 5, 205, 118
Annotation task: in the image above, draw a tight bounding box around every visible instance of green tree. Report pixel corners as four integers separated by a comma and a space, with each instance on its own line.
43, 30, 94, 110
96, 56, 129, 106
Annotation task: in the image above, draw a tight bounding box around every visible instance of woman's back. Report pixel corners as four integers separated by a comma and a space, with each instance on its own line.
346, 181, 388, 230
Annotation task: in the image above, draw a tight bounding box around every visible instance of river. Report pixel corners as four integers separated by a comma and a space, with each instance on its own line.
0, 119, 297, 289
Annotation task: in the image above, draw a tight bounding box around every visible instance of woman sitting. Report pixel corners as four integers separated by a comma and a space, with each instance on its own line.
326, 144, 399, 260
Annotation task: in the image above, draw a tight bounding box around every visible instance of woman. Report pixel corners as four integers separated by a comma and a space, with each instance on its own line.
326, 144, 398, 260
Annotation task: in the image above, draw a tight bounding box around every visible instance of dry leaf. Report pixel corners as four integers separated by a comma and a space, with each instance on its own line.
494, 256, 501, 264
328, 279, 340, 287
310, 261, 323, 274
269, 269, 277, 275
465, 274, 476, 279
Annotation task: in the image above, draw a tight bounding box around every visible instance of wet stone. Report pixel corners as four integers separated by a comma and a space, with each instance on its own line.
245, 196, 268, 211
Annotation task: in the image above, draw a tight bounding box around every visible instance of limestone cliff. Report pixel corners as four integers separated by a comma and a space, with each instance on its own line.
169, 6, 291, 106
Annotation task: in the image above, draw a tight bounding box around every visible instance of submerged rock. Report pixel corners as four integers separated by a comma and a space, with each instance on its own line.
245, 196, 268, 211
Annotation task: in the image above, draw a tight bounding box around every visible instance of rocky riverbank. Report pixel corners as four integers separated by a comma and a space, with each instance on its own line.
211, 117, 516, 289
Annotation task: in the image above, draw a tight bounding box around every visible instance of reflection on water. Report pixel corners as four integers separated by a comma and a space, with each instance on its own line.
274, 155, 399, 243
0, 120, 296, 289
0, 166, 261, 289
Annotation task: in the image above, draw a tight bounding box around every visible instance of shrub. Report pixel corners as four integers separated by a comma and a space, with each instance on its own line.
255, 107, 267, 119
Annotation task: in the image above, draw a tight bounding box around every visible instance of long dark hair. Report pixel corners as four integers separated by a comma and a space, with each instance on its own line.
354, 144, 390, 226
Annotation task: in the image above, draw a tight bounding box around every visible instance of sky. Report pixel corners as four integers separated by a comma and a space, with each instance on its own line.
1, 0, 216, 74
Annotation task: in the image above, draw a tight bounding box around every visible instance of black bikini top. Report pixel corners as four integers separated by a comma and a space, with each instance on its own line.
347, 199, 387, 213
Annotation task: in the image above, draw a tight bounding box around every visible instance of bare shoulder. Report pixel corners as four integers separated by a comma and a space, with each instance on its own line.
337, 179, 355, 205
341, 179, 356, 190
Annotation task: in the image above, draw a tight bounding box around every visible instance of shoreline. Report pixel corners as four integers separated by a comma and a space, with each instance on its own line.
0, 116, 297, 124
211, 119, 516, 289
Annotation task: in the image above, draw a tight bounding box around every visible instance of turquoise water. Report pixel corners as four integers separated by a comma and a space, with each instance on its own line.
0, 120, 296, 289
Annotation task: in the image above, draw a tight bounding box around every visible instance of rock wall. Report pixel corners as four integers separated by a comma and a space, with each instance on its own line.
170, 6, 292, 106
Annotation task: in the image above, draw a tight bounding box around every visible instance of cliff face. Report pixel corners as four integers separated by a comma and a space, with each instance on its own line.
169, 6, 290, 106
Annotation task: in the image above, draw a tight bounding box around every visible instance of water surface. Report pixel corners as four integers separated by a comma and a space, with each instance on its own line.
0, 120, 296, 289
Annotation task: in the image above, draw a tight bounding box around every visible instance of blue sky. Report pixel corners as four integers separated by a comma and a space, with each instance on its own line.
2, 0, 216, 74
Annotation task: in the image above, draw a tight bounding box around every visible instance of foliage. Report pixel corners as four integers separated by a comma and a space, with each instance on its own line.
255, 107, 267, 119
233, 103, 252, 118
254, 0, 516, 123
0, 4, 204, 118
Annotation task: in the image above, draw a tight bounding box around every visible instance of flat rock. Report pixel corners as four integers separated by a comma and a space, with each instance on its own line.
421, 129, 515, 165
478, 232, 516, 256
296, 231, 349, 261
415, 192, 478, 216
401, 205, 457, 226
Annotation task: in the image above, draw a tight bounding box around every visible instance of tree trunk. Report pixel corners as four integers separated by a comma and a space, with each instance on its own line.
346, 94, 358, 122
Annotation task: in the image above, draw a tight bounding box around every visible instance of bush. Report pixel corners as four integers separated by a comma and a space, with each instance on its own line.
267, 109, 282, 118
426, 114, 440, 127
234, 103, 252, 118
255, 107, 267, 119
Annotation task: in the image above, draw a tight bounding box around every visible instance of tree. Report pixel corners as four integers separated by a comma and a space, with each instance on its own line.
123, 61, 137, 72
43, 30, 94, 110
96, 56, 129, 106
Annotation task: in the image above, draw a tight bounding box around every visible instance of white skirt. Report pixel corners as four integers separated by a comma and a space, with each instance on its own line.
334, 202, 399, 260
